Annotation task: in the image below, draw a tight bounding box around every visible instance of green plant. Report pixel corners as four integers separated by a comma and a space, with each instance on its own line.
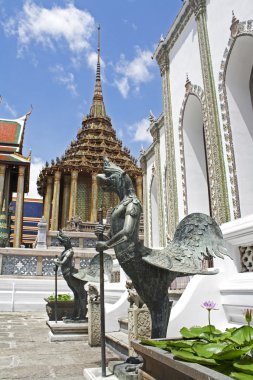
47, 293, 73, 301
141, 305, 253, 379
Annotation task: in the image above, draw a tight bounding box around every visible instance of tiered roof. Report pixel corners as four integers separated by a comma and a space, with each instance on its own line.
37, 28, 141, 196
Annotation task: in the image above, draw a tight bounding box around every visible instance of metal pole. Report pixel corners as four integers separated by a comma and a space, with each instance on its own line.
54, 255, 58, 324
98, 207, 106, 377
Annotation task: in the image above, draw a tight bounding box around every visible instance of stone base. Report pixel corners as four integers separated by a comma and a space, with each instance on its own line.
83, 367, 116, 380
46, 320, 88, 342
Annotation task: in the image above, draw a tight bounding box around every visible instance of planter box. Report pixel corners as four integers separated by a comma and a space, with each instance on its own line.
44, 298, 74, 321
132, 340, 232, 380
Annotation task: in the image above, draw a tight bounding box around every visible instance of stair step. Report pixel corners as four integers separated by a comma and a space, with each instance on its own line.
105, 331, 129, 359
118, 317, 128, 333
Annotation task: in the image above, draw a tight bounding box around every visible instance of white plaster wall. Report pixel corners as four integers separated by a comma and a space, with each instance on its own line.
183, 95, 210, 215
206, 0, 253, 219
206, 0, 253, 83
226, 36, 253, 217
169, 14, 203, 222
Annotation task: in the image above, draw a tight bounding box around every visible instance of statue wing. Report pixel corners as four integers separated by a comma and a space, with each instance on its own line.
142, 213, 230, 275
73, 253, 113, 282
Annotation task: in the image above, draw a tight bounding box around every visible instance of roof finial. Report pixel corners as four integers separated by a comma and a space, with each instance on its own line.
89, 24, 106, 117
230, 10, 239, 38
185, 73, 192, 91
98, 24, 101, 55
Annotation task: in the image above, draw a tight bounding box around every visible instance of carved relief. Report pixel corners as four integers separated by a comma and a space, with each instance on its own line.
218, 17, 253, 219
189, 0, 206, 19
240, 246, 253, 272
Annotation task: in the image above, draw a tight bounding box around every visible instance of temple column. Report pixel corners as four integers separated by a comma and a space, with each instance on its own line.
150, 125, 166, 247
61, 175, 71, 227
136, 175, 143, 205
189, 0, 229, 223
51, 171, 61, 231
68, 170, 78, 219
90, 173, 98, 222
0, 164, 6, 214
13, 165, 26, 247
43, 176, 53, 227
140, 155, 148, 246
156, 46, 178, 236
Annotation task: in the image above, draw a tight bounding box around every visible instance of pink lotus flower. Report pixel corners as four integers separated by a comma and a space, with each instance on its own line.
201, 301, 219, 311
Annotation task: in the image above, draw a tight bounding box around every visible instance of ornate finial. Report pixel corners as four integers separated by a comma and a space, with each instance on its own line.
89, 24, 106, 118
185, 73, 192, 91
160, 34, 164, 43
149, 110, 155, 123
230, 10, 239, 38
26, 104, 33, 118
140, 145, 145, 155
27, 149, 32, 161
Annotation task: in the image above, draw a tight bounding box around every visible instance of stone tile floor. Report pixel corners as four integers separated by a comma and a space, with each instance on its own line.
0, 312, 119, 379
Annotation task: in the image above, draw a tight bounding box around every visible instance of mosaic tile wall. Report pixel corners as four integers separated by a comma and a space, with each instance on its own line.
2, 255, 37, 276
76, 176, 91, 222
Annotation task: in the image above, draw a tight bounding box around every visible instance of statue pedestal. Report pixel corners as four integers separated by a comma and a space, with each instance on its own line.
88, 299, 101, 346
36, 216, 47, 249
47, 320, 88, 341
128, 306, 151, 356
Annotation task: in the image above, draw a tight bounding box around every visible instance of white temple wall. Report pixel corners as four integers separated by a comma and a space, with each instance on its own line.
207, 0, 253, 219
226, 36, 253, 217
206, 0, 253, 80
169, 14, 203, 221
183, 94, 210, 215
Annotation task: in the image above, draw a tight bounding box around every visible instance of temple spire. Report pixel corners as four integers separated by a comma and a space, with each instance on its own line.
90, 25, 106, 117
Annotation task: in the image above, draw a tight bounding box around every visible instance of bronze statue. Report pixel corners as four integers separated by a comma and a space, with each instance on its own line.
95, 157, 230, 338
56, 230, 113, 320
55, 230, 88, 320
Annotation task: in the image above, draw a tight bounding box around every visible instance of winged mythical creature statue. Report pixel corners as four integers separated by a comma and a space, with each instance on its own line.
95, 157, 230, 338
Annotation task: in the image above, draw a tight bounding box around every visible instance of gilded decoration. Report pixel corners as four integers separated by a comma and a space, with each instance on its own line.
218, 16, 253, 220
189, 0, 230, 224
150, 121, 166, 246
155, 46, 178, 237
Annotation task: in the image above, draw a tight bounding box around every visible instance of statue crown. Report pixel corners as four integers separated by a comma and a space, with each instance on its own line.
103, 157, 124, 175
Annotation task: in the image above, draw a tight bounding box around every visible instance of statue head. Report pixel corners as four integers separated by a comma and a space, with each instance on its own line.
57, 230, 72, 249
97, 157, 135, 197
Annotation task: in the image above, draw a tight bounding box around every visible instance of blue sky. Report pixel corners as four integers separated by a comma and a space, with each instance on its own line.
0, 0, 182, 197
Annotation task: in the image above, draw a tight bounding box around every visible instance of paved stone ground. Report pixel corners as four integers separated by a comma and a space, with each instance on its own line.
0, 312, 119, 379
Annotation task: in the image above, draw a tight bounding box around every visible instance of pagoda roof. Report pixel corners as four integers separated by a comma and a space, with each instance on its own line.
37, 28, 141, 197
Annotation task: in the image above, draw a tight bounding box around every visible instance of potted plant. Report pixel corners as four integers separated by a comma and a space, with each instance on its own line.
44, 293, 74, 321
132, 303, 253, 380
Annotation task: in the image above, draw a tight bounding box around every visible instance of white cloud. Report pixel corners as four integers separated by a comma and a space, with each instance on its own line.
2, 1, 95, 56
114, 47, 154, 98
1, 99, 17, 118
26, 157, 44, 199
50, 64, 77, 95
131, 118, 152, 143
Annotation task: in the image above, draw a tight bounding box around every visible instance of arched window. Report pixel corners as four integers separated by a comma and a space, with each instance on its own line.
182, 94, 210, 215
226, 35, 253, 217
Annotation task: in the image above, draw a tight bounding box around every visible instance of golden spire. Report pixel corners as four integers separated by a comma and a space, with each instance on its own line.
90, 25, 106, 117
